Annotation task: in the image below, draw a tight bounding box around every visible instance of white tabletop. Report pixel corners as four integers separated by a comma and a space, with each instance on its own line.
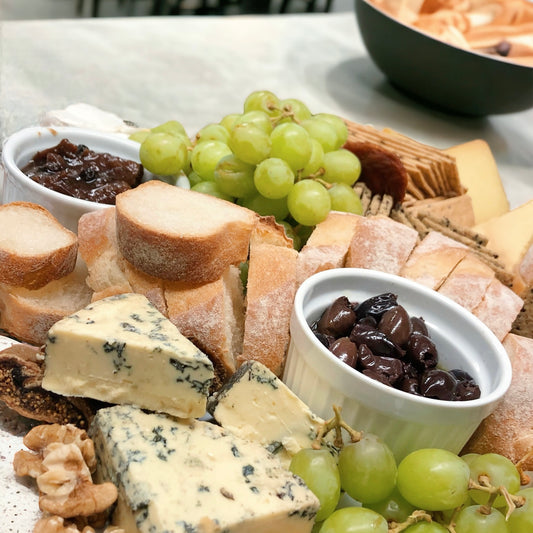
1, 12, 532, 209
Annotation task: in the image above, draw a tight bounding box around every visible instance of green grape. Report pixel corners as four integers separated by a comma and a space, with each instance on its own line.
403, 522, 449, 533
301, 117, 339, 153
214, 154, 256, 198
270, 122, 312, 172
367, 487, 416, 523
234, 110, 273, 134
243, 89, 281, 117
301, 139, 325, 177
279, 221, 301, 250
190, 140, 232, 181
191, 181, 233, 202
287, 179, 331, 226
338, 433, 397, 504
220, 113, 241, 132
195, 123, 230, 144
129, 129, 150, 144
151, 119, 188, 138
289, 448, 341, 522
229, 123, 271, 165
322, 149, 362, 186
239, 193, 289, 221
314, 113, 349, 148
460, 453, 481, 468
139, 132, 188, 176
397, 449, 470, 511
187, 171, 204, 187
508, 488, 533, 533
279, 98, 312, 123
468, 453, 521, 508
320, 507, 388, 533
253, 158, 294, 199
455, 505, 509, 533
328, 183, 363, 215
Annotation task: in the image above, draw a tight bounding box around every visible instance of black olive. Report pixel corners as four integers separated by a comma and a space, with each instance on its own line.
329, 337, 358, 368
316, 296, 356, 338
355, 293, 398, 321
379, 305, 412, 346
406, 332, 438, 370
419, 369, 458, 401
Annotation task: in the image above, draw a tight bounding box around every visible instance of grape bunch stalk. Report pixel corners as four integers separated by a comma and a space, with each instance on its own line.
287, 406, 533, 533
131, 90, 364, 249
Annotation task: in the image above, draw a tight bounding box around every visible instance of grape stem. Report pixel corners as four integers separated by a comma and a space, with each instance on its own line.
515, 445, 533, 485
468, 475, 526, 519
387, 510, 432, 533
311, 404, 362, 450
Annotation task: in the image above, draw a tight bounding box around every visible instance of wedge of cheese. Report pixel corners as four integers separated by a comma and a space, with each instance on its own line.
473, 199, 533, 294
208, 360, 330, 466
445, 139, 509, 224
90, 405, 320, 533
42, 293, 214, 419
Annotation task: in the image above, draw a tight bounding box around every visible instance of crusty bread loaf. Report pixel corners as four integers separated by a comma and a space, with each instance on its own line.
296, 211, 361, 285
400, 231, 469, 290
0, 258, 93, 345
0, 202, 78, 290
166, 265, 245, 388
345, 214, 419, 275
438, 253, 495, 311
238, 219, 298, 377
462, 333, 533, 470
115, 181, 258, 284
472, 278, 524, 341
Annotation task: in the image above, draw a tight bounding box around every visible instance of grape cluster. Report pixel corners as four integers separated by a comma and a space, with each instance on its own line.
288, 424, 532, 533
131, 90, 364, 248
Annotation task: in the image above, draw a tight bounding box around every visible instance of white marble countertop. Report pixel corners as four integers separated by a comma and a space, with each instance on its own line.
1, 12, 532, 208
0, 12, 532, 533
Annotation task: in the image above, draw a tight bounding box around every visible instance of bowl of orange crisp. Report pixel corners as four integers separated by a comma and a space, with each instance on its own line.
355, 0, 533, 115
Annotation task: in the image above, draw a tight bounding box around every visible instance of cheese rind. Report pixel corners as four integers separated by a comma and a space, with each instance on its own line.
42, 293, 214, 419
209, 360, 329, 465
90, 405, 320, 533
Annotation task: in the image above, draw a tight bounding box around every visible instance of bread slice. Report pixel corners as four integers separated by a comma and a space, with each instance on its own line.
400, 231, 469, 290
472, 278, 524, 342
345, 215, 419, 275
0, 202, 78, 290
438, 253, 495, 312
115, 181, 258, 284
238, 219, 298, 377
165, 265, 245, 388
462, 333, 533, 470
296, 211, 361, 285
0, 257, 93, 345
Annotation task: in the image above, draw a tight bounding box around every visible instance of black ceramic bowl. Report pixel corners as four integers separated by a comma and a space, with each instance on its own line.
355, 0, 533, 115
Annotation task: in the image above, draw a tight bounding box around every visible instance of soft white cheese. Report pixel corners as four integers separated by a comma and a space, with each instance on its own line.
90, 405, 320, 533
42, 293, 214, 419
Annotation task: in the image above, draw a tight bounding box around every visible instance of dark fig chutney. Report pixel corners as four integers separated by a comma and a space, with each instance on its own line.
22, 139, 144, 204
311, 292, 481, 402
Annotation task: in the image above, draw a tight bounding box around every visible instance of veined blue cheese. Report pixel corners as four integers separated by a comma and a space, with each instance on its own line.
208, 360, 333, 465
90, 405, 319, 533
41, 293, 214, 419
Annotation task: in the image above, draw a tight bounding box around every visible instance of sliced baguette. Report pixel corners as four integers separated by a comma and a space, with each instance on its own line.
165, 265, 245, 388
296, 211, 361, 285
115, 181, 258, 284
462, 333, 533, 470
238, 218, 298, 376
0, 202, 78, 290
400, 231, 469, 290
345, 214, 419, 275
0, 257, 93, 345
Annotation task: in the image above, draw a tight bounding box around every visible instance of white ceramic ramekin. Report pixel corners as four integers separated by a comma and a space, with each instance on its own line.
283, 268, 512, 461
1, 126, 147, 232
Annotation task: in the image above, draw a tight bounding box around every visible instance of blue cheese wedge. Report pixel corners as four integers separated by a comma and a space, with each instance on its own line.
41, 293, 213, 419
208, 360, 332, 465
90, 405, 319, 533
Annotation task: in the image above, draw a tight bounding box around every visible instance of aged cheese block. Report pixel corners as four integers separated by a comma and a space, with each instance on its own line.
445, 139, 509, 224
90, 405, 320, 533
42, 293, 214, 419
209, 360, 330, 466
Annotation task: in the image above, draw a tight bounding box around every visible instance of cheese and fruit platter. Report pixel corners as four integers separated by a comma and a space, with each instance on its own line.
0, 90, 532, 533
